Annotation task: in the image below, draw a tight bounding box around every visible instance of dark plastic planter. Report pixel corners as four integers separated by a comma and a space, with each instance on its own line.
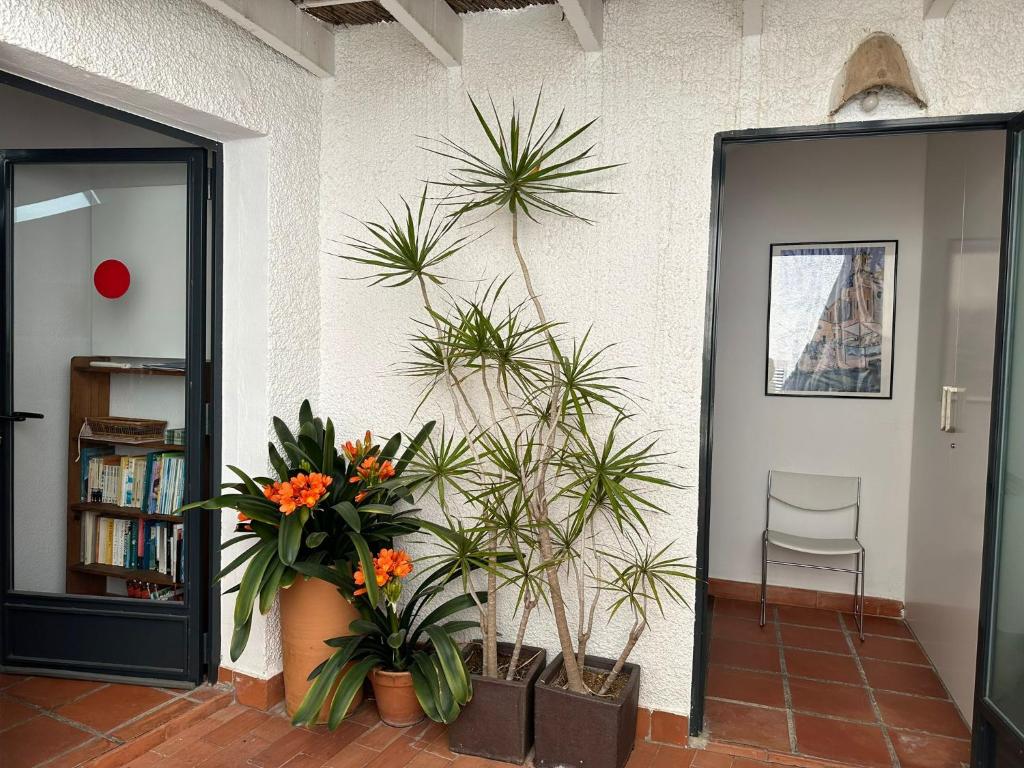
533, 653, 641, 768
448, 641, 547, 764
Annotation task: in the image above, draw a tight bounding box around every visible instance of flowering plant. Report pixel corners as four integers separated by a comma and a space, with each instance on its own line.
292, 546, 482, 729
179, 400, 435, 661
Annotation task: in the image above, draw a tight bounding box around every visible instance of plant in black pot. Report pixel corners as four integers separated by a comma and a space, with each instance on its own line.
333, 92, 695, 768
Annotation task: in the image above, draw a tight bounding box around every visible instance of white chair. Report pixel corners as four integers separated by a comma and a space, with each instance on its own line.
760, 470, 866, 640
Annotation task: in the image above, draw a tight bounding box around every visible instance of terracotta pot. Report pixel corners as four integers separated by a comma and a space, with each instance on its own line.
279, 575, 362, 723
370, 667, 425, 727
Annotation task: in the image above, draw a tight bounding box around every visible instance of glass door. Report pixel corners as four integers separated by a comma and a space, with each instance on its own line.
974, 117, 1024, 768
0, 148, 210, 683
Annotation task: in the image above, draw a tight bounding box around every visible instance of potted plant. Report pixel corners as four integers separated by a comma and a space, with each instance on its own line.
336, 93, 695, 768
180, 401, 434, 722
291, 545, 483, 729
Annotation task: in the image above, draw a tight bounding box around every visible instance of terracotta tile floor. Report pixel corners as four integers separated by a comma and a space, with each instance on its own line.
97, 697, 810, 768
704, 598, 972, 768
0, 672, 229, 768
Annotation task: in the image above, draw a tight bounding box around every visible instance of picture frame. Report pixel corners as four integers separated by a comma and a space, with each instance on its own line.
765, 240, 898, 399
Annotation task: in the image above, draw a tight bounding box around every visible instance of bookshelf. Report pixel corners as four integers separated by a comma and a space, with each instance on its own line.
65, 355, 187, 598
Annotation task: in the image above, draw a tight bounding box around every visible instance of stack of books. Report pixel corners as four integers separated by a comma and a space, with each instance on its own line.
80, 515, 185, 582
81, 447, 186, 515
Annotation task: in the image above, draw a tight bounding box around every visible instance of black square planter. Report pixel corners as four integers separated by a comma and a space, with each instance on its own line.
448, 642, 547, 764
533, 653, 641, 768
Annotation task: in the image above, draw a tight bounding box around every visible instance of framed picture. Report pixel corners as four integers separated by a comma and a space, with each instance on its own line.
766, 240, 897, 398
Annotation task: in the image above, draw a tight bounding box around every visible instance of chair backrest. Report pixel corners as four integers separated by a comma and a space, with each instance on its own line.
766, 470, 861, 539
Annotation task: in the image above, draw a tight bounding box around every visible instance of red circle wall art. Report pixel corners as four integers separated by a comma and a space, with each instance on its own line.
93, 259, 131, 299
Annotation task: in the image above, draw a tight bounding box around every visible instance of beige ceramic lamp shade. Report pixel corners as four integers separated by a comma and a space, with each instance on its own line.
830, 32, 926, 116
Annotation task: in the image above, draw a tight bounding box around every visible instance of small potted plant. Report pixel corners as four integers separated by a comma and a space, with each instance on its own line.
180, 401, 434, 722
291, 545, 483, 729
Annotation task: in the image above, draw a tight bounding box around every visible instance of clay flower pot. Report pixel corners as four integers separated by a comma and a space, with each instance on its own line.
371, 667, 425, 727
279, 575, 362, 723
448, 641, 546, 764
534, 653, 641, 768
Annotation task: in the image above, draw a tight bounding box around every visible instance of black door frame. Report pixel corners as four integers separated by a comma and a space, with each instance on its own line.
971, 112, 1024, 767
0, 71, 223, 685
691, 111, 1022, 768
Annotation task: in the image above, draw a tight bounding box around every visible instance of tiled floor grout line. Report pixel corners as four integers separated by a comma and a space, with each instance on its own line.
840, 612, 901, 768
772, 606, 799, 754
709, 661, 955, 701
713, 632, 932, 669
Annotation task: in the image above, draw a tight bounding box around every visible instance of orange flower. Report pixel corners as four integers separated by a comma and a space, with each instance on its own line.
392, 550, 413, 578
262, 472, 332, 515
351, 547, 413, 599
354, 491, 367, 503
379, 460, 395, 482
343, 431, 375, 462
237, 511, 250, 522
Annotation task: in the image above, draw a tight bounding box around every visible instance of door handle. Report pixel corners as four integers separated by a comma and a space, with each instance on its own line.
940, 386, 965, 432
0, 411, 44, 422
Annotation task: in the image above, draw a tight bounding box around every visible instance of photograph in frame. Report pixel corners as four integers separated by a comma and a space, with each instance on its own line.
766, 240, 897, 398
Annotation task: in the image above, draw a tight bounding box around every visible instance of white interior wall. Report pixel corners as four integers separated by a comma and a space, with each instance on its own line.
11, 166, 94, 593
905, 131, 1005, 716
710, 136, 927, 600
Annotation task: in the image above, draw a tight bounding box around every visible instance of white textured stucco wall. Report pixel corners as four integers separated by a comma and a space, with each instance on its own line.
0, 0, 322, 680
320, 0, 1024, 716
4, 0, 1024, 718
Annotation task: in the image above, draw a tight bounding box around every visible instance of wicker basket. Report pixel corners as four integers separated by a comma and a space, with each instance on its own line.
85, 416, 167, 443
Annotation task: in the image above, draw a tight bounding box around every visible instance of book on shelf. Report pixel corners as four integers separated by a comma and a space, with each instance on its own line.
82, 449, 186, 515
80, 512, 185, 583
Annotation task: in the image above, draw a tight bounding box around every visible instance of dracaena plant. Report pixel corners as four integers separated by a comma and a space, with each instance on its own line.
292, 546, 483, 728
179, 400, 435, 662
334, 92, 696, 695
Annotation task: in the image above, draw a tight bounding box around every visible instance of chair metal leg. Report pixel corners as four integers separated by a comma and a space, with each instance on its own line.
857, 549, 866, 641
760, 534, 768, 627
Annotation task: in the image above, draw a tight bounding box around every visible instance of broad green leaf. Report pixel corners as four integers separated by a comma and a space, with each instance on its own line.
278, 512, 303, 566
233, 542, 277, 626
327, 659, 377, 730
333, 501, 361, 533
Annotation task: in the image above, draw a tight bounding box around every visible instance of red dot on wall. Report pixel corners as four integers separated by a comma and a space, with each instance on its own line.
94, 259, 131, 299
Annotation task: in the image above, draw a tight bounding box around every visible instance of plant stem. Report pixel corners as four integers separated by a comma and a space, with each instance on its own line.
509, 207, 585, 693
506, 593, 536, 680
597, 617, 646, 696
417, 275, 497, 677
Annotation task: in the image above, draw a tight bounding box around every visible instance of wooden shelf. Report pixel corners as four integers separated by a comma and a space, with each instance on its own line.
66, 355, 189, 596
80, 436, 183, 452
69, 562, 178, 586
70, 501, 182, 523
71, 359, 185, 377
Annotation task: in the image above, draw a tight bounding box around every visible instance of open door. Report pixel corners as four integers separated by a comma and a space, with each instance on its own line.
0, 148, 211, 684
973, 114, 1024, 767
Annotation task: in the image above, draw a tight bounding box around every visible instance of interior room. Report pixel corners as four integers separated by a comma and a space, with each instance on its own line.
2, 84, 200, 601
705, 129, 1006, 766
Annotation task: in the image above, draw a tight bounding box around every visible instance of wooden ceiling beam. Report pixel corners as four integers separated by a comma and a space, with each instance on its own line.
742, 0, 763, 36
198, 0, 335, 77
558, 0, 602, 52
924, 0, 957, 18
296, 1, 366, 8
378, 0, 462, 67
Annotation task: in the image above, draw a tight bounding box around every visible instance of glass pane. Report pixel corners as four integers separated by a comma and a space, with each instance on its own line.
11, 162, 189, 602
989, 139, 1024, 733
